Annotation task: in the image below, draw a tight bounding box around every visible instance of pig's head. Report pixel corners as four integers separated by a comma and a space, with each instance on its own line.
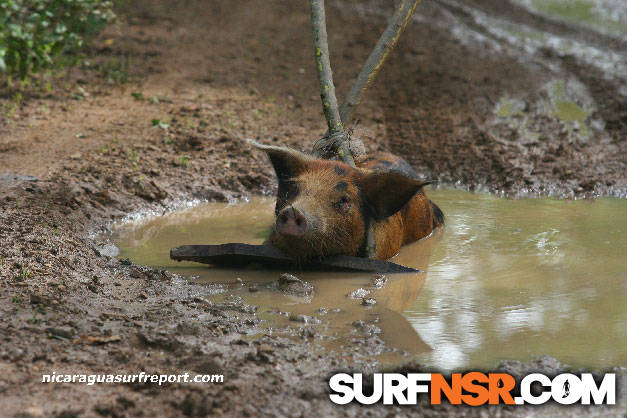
251, 141, 427, 261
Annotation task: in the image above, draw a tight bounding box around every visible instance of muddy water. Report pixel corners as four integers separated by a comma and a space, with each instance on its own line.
112, 190, 626, 370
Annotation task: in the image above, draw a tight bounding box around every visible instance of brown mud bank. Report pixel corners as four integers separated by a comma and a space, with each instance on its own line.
1, 0, 625, 416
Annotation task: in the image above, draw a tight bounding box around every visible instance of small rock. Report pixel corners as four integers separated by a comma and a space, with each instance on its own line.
193, 296, 211, 305
93, 190, 117, 205
347, 288, 370, 299
372, 274, 388, 288
129, 267, 149, 279
94, 243, 119, 258
351, 320, 381, 336
47, 326, 75, 339
0, 174, 39, 186
134, 178, 167, 201
579, 180, 596, 191
248, 285, 258, 293
215, 297, 258, 314
120, 258, 132, 266
249, 350, 273, 364
176, 322, 200, 336
362, 297, 377, 306
278, 273, 313, 297
3, 347, 24, 360
289, 314, 321, 324
195, 359, 223, 374
23, 325, 45, 334
300, 328, 316, 339
258, 344, 274, 354
23, 406, 44, 417
30, 293, 51, 306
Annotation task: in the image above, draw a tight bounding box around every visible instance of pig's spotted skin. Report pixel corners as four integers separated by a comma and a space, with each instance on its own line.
258, 144, 444, 261
334, 181, 348, 191
333, 165, 347, 176
271, 160, 367, 260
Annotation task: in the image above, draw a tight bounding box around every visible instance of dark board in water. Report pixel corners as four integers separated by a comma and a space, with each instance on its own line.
170, 243, 421, 273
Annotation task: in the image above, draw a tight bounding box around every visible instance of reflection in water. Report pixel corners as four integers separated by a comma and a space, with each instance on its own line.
406, 191, 626, 370
112, 190, 627, 370
113, 197, 439, 364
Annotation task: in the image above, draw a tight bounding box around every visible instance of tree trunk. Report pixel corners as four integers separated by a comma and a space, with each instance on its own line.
309, 0, 355, 167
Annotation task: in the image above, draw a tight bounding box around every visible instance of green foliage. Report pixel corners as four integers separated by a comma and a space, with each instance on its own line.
0, 0, 116, 80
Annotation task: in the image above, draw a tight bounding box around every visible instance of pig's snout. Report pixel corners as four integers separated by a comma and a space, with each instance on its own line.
276, 207, 307, 237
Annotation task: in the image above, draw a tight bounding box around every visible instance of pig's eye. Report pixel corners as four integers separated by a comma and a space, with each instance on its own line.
333, 196, 352, 213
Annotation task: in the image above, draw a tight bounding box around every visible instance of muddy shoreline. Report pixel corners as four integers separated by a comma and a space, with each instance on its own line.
1, 0, 625, 416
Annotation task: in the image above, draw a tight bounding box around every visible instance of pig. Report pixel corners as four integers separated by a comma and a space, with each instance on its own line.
250, 141, 444, 261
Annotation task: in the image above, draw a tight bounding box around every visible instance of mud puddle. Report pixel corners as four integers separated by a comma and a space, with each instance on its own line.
111, 190, 626, 370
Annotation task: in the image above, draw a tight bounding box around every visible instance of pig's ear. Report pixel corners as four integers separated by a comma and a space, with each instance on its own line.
247, 139, 311, 181
359, 172, 430, 221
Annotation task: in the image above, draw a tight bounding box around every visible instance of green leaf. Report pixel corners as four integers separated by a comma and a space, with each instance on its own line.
0, 0, 117, 79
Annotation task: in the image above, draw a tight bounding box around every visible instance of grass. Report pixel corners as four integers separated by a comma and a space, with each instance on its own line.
531, 0, 627, 36
137, 176, 146, 191
152, 118, 170, 130
18, 265, 32, 280
28, 312, 41, 325
547, 80, 591, 135
496, 98, 525, 118
99, 57, 130, 84
553, 100, 589, 124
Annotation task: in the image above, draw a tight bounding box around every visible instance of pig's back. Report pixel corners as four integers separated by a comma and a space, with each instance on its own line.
355, 152, 419, 180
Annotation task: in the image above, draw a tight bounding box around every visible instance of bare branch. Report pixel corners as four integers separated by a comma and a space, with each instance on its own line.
340, 0, 421, 125
309, 0, 356, 167
312, 0, 421, 158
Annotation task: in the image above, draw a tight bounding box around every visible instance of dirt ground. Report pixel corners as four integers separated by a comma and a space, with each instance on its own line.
0, 0, 625, 416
